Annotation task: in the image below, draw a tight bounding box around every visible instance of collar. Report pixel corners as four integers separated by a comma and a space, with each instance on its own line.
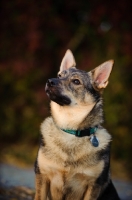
61, 126, 98, 137
61, 126, 99, 147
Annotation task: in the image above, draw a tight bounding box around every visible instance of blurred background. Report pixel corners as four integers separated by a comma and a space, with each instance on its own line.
0, 0, 132, 182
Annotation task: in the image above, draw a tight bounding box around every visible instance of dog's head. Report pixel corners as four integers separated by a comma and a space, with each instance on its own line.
45, 50, 114, 107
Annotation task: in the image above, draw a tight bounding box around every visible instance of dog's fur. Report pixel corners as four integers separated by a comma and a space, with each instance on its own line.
34, 50, 120, 200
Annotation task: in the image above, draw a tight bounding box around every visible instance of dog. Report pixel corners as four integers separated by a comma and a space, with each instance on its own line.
34, 50, 120, 200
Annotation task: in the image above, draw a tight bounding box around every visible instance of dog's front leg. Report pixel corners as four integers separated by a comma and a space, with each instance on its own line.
48, 174, 64, 200
34, 174, 49, 200
84, 184, 101, 200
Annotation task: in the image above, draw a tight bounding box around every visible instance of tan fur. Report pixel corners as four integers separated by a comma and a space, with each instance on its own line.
50, 101, 96, 130
34, 174, 49, 200
34, 50, 115, 200
40, 117, 111, 158
34, 117, 112, 200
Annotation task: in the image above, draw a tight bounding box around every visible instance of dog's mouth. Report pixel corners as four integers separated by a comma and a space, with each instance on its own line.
45, 79, 71, 106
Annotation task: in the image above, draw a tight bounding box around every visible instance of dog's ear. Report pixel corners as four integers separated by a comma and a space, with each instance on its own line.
91, 60, 114, 90
59, 49, 76, 72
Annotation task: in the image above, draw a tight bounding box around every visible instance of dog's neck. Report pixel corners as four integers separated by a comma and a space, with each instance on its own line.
50, 100, 103, 130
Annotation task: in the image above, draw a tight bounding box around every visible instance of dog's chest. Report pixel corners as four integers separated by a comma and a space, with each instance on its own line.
38, 145, 104, 184
38, 133, 104, 183
39, 117, 111, 184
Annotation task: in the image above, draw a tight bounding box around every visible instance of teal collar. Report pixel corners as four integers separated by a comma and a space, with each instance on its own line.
61, 126, 99, 147
62, 126, 97, 137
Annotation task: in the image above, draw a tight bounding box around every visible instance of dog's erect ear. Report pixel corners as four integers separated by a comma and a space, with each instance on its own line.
59, 49, 76, 72
91, 60, 114, 90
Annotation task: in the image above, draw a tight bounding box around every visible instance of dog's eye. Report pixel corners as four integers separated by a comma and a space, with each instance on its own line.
58, 74, 61, 78
72, 79, 81, 85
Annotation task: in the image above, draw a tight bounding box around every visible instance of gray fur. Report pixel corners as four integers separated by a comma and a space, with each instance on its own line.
34, 51, 120, 200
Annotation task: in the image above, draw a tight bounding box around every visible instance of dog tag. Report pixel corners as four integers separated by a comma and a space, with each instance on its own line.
90, 135, 99, 147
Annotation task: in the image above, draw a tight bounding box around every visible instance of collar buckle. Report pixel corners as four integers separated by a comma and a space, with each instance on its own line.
75, 130, 81, 137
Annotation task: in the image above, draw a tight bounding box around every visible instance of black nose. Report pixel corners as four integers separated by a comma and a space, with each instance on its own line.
47, 78, 58, 87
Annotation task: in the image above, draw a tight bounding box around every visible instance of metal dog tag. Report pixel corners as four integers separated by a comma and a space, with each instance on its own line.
90, 135, 99, 147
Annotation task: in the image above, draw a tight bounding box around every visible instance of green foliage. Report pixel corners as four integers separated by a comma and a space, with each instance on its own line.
0, 65, 49, 143
0, 0, 132, 178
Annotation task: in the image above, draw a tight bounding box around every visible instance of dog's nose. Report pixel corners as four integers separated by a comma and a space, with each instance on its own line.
47, 79, 57, 87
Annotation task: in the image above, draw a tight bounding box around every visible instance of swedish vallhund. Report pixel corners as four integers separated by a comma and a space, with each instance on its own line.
34, 50, 120, 200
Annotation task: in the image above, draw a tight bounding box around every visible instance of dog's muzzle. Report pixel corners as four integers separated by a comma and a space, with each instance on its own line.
46, 78, 59, 87
45, 78, 71, 106
45, 78, 60, 96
